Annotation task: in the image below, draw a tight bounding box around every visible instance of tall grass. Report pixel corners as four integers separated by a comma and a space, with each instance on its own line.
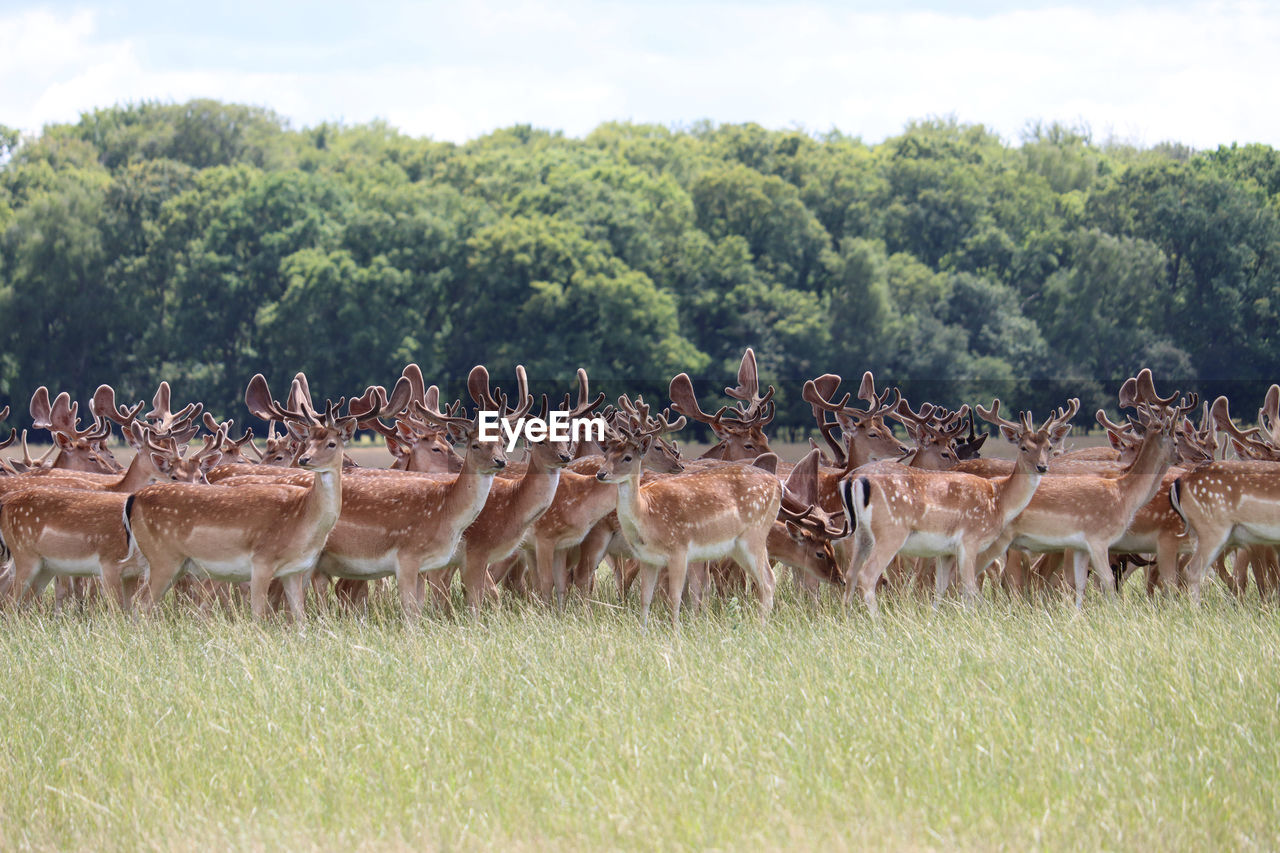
2, 582, 1277, 850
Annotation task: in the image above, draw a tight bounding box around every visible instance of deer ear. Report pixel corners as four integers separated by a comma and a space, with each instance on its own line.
999, 425, 1018, 443
338, 419, 357, 442
150, 453, 172, 473
54, 433, 74, 450
785, 521, 805, 541
200, 451, 223, 472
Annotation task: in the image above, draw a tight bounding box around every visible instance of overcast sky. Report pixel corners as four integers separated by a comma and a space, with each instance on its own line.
2, 1, 1277, 148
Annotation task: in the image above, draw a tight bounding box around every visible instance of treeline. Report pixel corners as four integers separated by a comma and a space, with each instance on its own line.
1, 100, 1279, 434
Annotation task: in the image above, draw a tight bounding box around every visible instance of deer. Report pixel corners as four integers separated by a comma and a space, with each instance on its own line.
1171, 392, 1280, 603
974, 373, 1190, 607
841, 399, 1074, 615
126, 373, 371, 620
29, 387, 122, 473
1, 429, 224, 611
1095, 401, 1219, 597
668, 348, 776, 461
425, 367, 603, 614
364, 363, 465, 474
521, 394, 681, 608
286, 367, 512, 616
595, 397, 780, 626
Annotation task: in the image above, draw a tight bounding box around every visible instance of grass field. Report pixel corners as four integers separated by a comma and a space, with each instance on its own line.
2, 577, 1278, 851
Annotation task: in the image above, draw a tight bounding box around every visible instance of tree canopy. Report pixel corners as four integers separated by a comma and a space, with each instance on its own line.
2, 100, 1278, 429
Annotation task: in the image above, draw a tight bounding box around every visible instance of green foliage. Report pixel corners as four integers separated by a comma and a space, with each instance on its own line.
2, 99, 1279, 428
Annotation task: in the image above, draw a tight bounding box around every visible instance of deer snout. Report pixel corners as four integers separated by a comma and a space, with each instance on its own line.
596, 471, 608, 481
1036, 463, 1048, 474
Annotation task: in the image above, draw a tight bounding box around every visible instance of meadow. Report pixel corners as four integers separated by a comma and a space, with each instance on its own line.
2, 578, 1277, 851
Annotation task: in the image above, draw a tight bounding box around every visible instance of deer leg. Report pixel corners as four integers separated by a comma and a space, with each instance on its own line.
281, 572, 309, 623
397, 556, 424, 619
249, 565, 275, 620
956, 548, 981, 607
461, 551, 492, 616
637, 563, 660, 628
7, 553, 41, 608
851, 531, 908, 618
141, 554, 183, 614
100, 559, 127, 612
1185, 528, 1231, 605
1069, 550, 1090, 608
533, 538, 556, 606
1088, 542, 1117, 596
665, 548, 689, 627
934, 555, 956, 606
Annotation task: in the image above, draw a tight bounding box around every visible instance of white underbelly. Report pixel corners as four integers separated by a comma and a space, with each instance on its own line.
687, 537, 737, 562
1010, 531, 1090, 554
1233, 522, 1280, 546
187, 558, 253, 583
321, 551, 398, 580
901, 530, 959, 558
43, 556, 103, 578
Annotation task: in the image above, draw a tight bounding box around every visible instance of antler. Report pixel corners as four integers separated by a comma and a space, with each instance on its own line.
976, 399, 1026, 434
560, 368, 606, 419
145, 381, 204, 440
669, 372, 730, 429
1260, 384, 1280, 444
245, 374, 309, 424
720, 348, 776, 427
1210, 396, 1274, 459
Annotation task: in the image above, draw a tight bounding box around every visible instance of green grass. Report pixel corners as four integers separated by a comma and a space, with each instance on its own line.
2, 580, 1278, 851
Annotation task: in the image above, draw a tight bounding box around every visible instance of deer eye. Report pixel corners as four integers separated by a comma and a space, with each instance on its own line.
328, 441, 337, 448
623, 455, 633, 462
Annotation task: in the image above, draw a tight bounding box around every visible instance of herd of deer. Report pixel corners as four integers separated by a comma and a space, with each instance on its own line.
0, 350, 1277, 625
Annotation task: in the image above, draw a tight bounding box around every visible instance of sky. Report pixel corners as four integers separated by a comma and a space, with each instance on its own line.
1, 0, 1277, 148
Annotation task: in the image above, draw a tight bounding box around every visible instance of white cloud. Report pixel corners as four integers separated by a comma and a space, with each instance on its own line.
1, 2, 1277, 147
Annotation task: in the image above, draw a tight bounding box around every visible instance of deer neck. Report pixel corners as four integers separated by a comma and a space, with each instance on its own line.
509, 450, 563, 525
994, 459, 1044, 526
1115, 431, 1174, 513
113, 453, 155, 492
445, 460, 497, 532
303, 459, 344, 532
614, 461, 653, 551
846, 438, 883, 470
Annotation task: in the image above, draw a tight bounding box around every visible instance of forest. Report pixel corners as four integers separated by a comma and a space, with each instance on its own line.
1, 99, 1278, 433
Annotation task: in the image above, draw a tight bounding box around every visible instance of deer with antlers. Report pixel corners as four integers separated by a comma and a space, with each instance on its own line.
424, 366, 604, 613
974, 372, 1190, 607
595, 397, 780, 626
280, 367, 511, 616
1, 384, 224, 610
1, 430, 224, 611
1171, 390, 1280, 603
126, 374, 366, 620
841, 399, 1073, 615
669, 348, 776, 461
367, 364, 465, 474
522, 396, 685, 607
29, 387, 123, 473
